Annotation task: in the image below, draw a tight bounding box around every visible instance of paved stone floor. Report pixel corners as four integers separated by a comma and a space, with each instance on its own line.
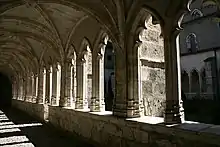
0, 107, 95, 147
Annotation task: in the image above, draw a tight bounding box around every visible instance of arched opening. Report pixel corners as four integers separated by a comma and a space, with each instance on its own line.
104, 41, 115, 111
191, 69, 200, 94
0, 73, 12, 109
137, 15, 165, 117
181, 71, 189, 94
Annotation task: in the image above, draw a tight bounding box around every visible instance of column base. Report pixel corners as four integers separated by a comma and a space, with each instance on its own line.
51, 96, 58, 106
75, 97, 88, 109
90, 97, 105, 112
36, 96, 44, 104
45, 96, 50, 104
113, 99, 140, 118
59, 96, 72, 107
164, 100, 184, 124
32, 96, 37, 103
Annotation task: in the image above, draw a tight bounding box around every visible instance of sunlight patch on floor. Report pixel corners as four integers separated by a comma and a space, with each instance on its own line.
0, 110, 43, 147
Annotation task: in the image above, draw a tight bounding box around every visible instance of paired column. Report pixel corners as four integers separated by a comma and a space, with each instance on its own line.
36, 67, 46, 104
18, 75, 23, 100
45, 67, 52, 104
76, 58, 87, 109
163, 29, 184, 124
51, 64, 61, 106
23, 76, 27, 101
32, 74, 37, 103
59, 60, 73, 107
26, 73, 32, 102
91, 52, 105, 112
13, 80, 18, 100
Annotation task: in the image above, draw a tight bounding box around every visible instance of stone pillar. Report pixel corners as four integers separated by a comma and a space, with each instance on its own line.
26, 74, 32, 102
91, 52, 105, 112
15, 79, 19, 100
51, 64, 61, 106
37, 67, 46, 104
112, 44, 128, 117
72, 60, 77, 108
29, 74, 33, 102
18, 75, 23, 100
12, 80, 17, 99
32, 74, 37, 103
59, 60, 73, 107
126, 42, 142, 118
45, 67, 52, 104
163, 30, 184, 124
51, 64, 57, 106
23, 76, 27, 101
76, 58, 87, 109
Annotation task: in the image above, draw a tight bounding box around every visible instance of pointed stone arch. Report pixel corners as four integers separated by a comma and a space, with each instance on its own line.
191, 69, 200, 93
181, 70, 190, 93
126, 8, 165, 117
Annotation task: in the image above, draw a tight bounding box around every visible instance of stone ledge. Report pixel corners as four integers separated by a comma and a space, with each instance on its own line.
48, 106, 220, 146
12, 100, 220, 146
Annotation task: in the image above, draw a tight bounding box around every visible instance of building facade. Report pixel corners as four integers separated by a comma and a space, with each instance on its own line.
180, 0, 220, 100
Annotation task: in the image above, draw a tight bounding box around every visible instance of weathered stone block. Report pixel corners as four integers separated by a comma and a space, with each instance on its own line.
142, 81, 153, 95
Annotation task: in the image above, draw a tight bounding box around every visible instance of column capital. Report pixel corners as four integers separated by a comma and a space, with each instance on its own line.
97, 52, 103, 60
77, 57, 86, 65
46, 68, 52, 73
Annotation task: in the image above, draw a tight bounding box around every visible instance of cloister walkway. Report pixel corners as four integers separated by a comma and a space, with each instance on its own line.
0, 107, 94, 147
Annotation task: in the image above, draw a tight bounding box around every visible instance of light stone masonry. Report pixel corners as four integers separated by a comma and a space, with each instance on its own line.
12, 100, 220, 147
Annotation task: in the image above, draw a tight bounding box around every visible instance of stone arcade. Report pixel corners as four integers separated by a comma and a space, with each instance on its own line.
1, 0, 220, 146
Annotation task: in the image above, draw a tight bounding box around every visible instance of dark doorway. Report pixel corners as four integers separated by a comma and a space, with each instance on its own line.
0, 73, 12, 108
104, 41, 115, 111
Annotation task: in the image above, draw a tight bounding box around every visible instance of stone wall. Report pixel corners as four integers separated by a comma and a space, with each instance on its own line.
139, 17, 165, 117
48, 106, 220, 147
12, 100, 220, 147
12, 100, 48, 121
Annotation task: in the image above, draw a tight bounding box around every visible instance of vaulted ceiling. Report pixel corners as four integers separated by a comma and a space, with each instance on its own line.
0, 0, 193, 78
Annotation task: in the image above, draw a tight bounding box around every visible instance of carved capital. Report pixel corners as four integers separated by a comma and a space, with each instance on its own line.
97, 52, 103, 60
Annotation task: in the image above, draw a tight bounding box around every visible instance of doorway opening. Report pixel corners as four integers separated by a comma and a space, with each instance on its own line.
0, 73, 12, 109
104, 41, 115, 111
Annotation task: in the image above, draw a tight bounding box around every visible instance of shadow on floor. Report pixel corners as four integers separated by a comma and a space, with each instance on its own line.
0, 107, 95, 147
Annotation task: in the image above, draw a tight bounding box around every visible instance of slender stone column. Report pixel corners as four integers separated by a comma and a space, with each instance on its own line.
126, 41, 142, 117
51, 65, 58, 106
59, 60, 73, 107
29, 75, 33, 102
163, 30, 184, 124
26, 74, 32, 102
15, 79, 19, 100
72, 60, 77, 108
12, 80, 15, 99
23, 76, 27, 101
37, 67, 46, 104
51, 64, 61, 106
91, 52, 105, 112
32, 74, 37, 103
45, 67, 52, 104
76, 58, 87, 109
18, 75, 23, 100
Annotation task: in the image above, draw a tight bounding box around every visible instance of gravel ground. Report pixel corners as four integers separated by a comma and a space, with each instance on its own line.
0, 108, 96, 147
